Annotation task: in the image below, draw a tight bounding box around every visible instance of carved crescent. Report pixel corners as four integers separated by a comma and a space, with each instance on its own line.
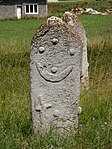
36, 63, 73, 82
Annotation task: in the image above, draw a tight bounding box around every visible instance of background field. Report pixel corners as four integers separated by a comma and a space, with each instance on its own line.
48, 1, 112, 16
0, 2, 112, 149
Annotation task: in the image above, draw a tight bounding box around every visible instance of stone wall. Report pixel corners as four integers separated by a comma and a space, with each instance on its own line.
38, 5, 47, 18
0, 4, 47, 19
22, 4, 47, 18
0, 5, 16, 19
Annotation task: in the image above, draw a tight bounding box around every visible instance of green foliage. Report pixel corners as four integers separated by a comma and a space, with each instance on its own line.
0, 12, 112, 149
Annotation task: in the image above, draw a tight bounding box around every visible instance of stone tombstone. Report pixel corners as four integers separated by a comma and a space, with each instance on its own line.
63, 11, 89, 90
30, 16, 82, 134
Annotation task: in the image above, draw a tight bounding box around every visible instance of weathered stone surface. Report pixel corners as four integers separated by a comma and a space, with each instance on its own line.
0, 5, 16, 19
63, 11, 89, 90
30, 16, 82, 134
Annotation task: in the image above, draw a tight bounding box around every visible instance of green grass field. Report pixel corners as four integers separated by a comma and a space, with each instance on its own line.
48, 1, 112, 16
0, 4, 112, 149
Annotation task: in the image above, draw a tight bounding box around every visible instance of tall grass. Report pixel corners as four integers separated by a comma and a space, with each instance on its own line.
0, 14, 112, 148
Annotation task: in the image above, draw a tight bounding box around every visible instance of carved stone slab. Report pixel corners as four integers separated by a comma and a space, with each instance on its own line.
30, 16, 82, 134
63, 11, 89, 90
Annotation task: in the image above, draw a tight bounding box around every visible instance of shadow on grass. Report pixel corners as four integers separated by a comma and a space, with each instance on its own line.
20, 118, 32, 137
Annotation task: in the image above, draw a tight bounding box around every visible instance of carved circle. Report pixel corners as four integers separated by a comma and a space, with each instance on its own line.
70, 49, 75, 56
53, 110, 60, 117
39, 47, 45, 53
52, 38, 58, 45
51, 67, 57, 73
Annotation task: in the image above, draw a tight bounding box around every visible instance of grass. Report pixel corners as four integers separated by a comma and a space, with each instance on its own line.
0, 19, 44, 45
0, 6, 112, 149
48, 1, 112, 16
79, 15, 112, 41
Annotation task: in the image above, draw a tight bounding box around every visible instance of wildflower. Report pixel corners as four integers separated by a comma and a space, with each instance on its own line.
97, 132, 100, 139
49, 145, 53, 149
97, 132, 100, 135
97, 135, 100, 139
92, 117, 95, 120
79, 124, 83, 127
101, 124, 105, 130
104, 122, 107, 125
102, 127, 105, 130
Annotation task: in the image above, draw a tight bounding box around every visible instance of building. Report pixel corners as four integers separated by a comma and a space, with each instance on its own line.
47, 0, 58, 2
0, 0, 47, 19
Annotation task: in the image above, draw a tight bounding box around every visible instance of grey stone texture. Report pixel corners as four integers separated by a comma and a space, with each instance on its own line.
0, 5, 16, 19
47, 0, 58, 2
0, 4, 47, 19
30, 16, 82, 134
63, 11, 89, 90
